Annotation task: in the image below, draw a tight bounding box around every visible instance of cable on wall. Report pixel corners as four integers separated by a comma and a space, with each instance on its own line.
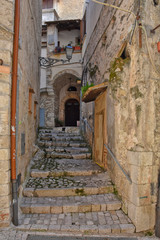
92, 0, 136, 18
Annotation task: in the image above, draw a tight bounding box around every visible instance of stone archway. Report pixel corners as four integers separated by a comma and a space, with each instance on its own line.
44, 69, 81, 127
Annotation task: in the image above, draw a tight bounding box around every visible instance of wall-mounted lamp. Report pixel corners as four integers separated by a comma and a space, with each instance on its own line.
39, 45, 73, 68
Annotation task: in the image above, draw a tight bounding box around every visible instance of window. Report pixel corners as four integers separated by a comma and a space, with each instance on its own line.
42, 0, 53, 9
68, 86, 77, 92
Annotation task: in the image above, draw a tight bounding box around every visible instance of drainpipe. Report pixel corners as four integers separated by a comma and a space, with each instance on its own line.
11, 0, 20, 226
155, 171, 160, 237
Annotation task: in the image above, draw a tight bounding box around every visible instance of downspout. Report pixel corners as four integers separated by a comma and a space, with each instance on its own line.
11, 0, 20, 226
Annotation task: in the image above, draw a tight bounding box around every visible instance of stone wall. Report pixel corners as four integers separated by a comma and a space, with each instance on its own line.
0, 0, 42, 227
82, 0, 160, 232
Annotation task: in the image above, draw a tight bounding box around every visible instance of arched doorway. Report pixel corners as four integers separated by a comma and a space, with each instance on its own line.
65, 99, 80, 126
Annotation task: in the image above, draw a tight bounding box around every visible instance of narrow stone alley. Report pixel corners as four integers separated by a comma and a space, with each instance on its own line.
17, 127, 136, 235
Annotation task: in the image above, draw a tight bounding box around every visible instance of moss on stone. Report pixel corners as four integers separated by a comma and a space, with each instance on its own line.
130, 86, 143, 99
136, 105, 141, 125
109, 57, 129, 97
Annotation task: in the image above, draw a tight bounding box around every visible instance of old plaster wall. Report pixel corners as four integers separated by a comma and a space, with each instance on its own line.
0, 0, 14, 227
82, 0, 160, 232
56, 0, 85, 20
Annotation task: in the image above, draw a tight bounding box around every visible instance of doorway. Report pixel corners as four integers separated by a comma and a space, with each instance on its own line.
65, 99, 80, 126
94, 91, 107, 168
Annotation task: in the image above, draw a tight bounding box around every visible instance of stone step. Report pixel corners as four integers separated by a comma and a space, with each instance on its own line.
46, 146, 90, 153
30, 159, 102, 178
46, 152, 92, 159
38, 141, 87, 148
39, 136, 84, 142
23, 173, 113, 197
18, 211, 135, 234
39, 127, 80, 134
20, 193, 121, 214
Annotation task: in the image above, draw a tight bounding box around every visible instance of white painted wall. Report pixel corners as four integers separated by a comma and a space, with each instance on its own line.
59, 30, 80, 48
82, 0, 104, 57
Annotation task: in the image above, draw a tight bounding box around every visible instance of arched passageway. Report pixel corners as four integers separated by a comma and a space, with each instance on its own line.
65, 99, 80, 126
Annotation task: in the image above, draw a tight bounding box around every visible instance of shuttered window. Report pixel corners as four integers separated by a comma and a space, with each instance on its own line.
42, 0, 53, 9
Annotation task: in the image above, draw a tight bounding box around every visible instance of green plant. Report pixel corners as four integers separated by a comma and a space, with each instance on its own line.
81, 82, 94, 96
109, 57, 129, 97
145, 231, 153, 236
55, 118, 63, 127
75, 188, 86, 196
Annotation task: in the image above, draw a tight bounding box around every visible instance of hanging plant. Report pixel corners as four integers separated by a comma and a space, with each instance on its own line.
81, 82, 94, 96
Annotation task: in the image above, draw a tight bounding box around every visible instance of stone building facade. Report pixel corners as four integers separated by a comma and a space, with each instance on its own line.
40, 0, 84, 127
81, 0, 160, 232
0, 0, 41, 227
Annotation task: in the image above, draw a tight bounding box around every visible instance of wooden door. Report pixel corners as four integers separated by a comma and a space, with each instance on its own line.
65, 99, 80, 126
94, 91, 107, 168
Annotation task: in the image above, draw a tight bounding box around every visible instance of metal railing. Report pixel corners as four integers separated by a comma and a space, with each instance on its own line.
104, 144, 132, 184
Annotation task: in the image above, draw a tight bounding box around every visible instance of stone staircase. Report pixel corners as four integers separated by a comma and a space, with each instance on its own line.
19, 127, 135, 235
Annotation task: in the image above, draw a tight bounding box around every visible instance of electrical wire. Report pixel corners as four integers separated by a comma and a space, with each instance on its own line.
139, 25, 160, 78
92, 0, 136, 18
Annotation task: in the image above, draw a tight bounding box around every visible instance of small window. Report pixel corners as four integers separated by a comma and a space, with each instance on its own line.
68, 86, 77, 92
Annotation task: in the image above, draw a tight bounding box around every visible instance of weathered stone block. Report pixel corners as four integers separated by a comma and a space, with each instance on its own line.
120, 224, 135, 233
0, 82, 10, 94
78, 204, 91, 212
0, 149, 10, 161
0, 72, 11, 83
0, 160, 10, 171
0, 136, 10, 149
63, 205, 78, 213
0, 184, 10, 196
31, 205, 50, 214
98, 225, 111, 234
0, 195, 11, 208
0, 170, 10, 184
128, 202, 156, 232
0, 50, 11, 65
128, 151, 153, 166
111, 224, 120, 233
91, 204, 100, 212
0, 95, 10, 108
129, 183, 151, 206
51, 206, 63, 214
130, 164, 152, 184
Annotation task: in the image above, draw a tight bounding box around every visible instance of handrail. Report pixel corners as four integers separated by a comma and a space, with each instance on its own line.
81, 117, 93, 133
104, 144, 132, 184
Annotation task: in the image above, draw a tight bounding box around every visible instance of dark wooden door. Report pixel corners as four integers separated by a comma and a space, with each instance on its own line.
65, 99, 80, 126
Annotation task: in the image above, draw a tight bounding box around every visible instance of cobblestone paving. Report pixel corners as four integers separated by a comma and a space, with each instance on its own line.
30, 159, 102, 176
25, 173, 112, 190
20, 128, 136, 237
17, 210, 135, 234
0, 228, 159, 240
